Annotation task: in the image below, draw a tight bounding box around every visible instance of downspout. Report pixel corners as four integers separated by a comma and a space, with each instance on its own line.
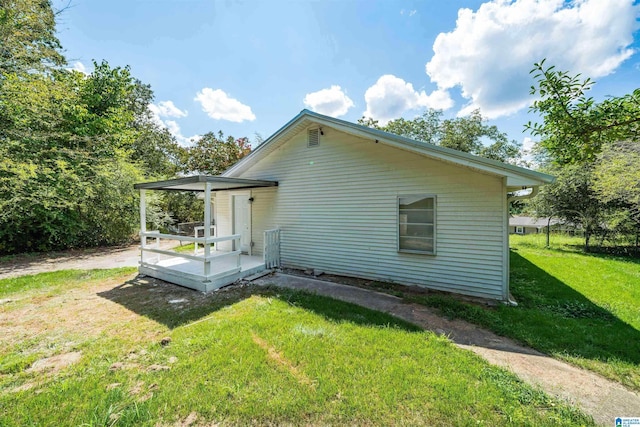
504, 186, 539, 307
501, 178, 512, 306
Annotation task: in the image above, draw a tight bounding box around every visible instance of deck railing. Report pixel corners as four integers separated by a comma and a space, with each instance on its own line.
140, 231, 241, 278
264, 228, 281, 268
193, 225, 217, 254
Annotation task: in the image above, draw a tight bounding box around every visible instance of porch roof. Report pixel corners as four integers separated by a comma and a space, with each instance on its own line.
134, 175, 278, 192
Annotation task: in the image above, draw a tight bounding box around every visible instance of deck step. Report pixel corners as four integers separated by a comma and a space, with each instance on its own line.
243, 270, 273, 282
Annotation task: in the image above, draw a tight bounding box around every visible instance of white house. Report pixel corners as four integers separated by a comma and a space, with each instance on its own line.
509, 216, 561, 235
135, 110, 554, 302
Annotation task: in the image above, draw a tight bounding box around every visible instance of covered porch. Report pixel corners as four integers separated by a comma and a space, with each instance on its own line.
134, 176, 280, 292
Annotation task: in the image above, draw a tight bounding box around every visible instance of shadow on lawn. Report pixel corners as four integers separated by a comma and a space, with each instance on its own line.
98, 275, 420, 332
468, 252, 640, 365
97, 275, 255, 329
271, 288, 422, 333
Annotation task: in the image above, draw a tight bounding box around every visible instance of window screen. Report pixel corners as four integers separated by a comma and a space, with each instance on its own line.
399, 195, 435, 254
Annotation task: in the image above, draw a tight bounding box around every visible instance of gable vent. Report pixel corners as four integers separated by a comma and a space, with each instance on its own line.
307, 128, 320, 147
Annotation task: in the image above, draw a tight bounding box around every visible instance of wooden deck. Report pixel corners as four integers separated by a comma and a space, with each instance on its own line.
139, 254, 267, 292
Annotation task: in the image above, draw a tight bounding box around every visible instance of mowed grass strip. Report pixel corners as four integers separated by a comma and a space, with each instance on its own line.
0, 269, 592, 426
404, 234, 640, 391
0, 267, 137, 298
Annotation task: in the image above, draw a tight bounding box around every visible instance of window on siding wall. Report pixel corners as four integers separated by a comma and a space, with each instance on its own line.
398, 195, 436, 254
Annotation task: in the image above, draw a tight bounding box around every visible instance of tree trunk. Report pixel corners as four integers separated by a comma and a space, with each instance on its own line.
585, 229, 591, 252
546, 217, 551, 248
599, 230, 607, 246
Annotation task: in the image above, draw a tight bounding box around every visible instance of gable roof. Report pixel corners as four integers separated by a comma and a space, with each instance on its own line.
223, 109, 555, 190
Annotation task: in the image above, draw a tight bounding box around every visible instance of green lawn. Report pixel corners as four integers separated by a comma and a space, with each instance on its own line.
0, 268, 592, 426
403, 234, 640, 392
172, 242, 196, 254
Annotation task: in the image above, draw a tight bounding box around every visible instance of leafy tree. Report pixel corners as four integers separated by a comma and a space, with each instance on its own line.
594, 141, 640, 243
358, 109, 522, 164
527, 59, 640, 165
0, 0, 66, 76
441, 110, 522, 163
526, 60, 640, 251
130, 124, 185, 176
124, 76, 186, 177
0, 63, 154, 253
381, 109, 442, 145
183, 131, 251, 175
0, 0, 193, 254
528, 164, 605, 251
161, 192, 203, 225
594, 142, 640, 216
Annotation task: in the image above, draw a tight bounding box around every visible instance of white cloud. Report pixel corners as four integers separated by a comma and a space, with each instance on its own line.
520, 136, 539, 167
363, 74, 453, 125
426, 0, 640, 119
165, 120, 200, 146
194, 88, 256, 122
155, 100, 188, 118
148, 101, 198, 146
70, 61, 89, 75
522, 137, 535, 153
400, 9, 417, 16
148, 104, 165, 127
303, 85, 354, 117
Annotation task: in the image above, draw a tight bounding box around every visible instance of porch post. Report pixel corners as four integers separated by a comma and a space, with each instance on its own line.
139, 190, 147, 234
203, 182, 212, 276
139, 189, 146, 263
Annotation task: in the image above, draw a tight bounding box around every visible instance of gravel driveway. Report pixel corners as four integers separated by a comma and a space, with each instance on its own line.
0, 244, 143, 280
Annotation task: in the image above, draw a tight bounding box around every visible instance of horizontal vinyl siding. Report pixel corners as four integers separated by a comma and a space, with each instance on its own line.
215, 188, 277, 256
229, 127, 506, 299
214, 192, 232, 252
250, 187, 278, 256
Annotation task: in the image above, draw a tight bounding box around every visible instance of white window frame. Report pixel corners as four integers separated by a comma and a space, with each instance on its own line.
515, 226, 524, 235
397, 194, 436, 255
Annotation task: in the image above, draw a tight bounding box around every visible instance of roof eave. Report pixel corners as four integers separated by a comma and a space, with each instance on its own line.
134, 175, 278, 191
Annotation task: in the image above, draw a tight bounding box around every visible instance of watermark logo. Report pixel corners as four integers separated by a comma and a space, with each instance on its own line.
616, 417, 640, 427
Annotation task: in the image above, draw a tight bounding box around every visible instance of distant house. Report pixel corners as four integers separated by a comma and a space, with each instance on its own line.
509, 216, 560, 235
135, 110, 554, 302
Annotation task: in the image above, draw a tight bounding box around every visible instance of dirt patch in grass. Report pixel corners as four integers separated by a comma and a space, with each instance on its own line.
1, 273, 150, 354
0, 271, 258, 386
27, 351, 82, 373
1, 273, 251, 355
167, 411, 201, 427
251, 332, 316, 389
96, 275, 256, 329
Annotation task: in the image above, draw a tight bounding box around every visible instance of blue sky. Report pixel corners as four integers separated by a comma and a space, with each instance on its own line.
53, 0, 640, 153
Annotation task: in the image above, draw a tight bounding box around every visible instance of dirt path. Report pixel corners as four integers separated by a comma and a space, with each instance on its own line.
254, 272, 640, 427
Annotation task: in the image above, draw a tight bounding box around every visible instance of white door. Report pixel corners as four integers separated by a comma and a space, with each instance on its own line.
232, 194, 251, 253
